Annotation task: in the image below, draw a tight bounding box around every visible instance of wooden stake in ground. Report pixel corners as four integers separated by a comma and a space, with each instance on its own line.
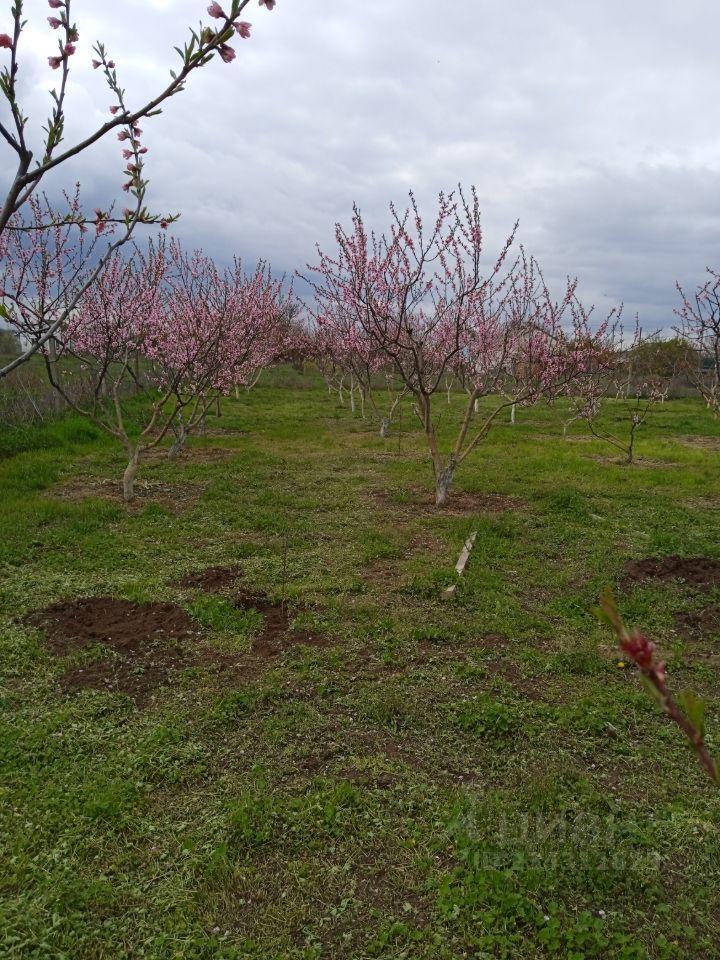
444, 530, 478, 596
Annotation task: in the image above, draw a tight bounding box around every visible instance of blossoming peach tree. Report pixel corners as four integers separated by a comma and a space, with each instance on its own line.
160, 240, 294, 459
675, 267, 720, 416
0, 188, 105, 366
43, 236, 293, 500
311, 308, 409, 435
0, 0, 278, 378
307, 187, 612, 505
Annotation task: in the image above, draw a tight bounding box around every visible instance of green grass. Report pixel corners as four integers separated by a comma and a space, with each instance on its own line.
1, 370, 720, 958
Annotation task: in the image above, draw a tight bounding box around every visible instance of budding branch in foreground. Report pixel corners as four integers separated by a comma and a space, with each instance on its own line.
599, 588, 719, 786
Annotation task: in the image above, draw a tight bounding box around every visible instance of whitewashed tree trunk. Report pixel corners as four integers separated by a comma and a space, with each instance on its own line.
435, 457, 457, 506
123, 449, 140, 501
510, 403, 516, 424
168, 413, 187, 460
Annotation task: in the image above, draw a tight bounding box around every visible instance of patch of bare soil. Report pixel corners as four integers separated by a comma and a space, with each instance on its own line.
299, 748, 340, 775
170, 445, 236, 464
50, 476, 205, 513
372, 486, 525, 517
415, 633, 510, 656
232, 587, 328, 656
26, 597, 204, 704
674, 604, 720, 639
336, 767, 398, 790
361, 532, 448, 584
26, 597, 197, 653
409, 636, 543, 700
587, 455, 677, 468
625, 555, 720, 589
426, 491, 525, 515
201, 426, 249, 438
684, 496, 720, 511
177, 564, 245, 590
677, 435, 720, 450
194, 647, 266, 687
176, 563, 331, 657
484, 658, 545, 701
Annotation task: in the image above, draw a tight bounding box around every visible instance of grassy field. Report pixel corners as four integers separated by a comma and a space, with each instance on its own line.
1, 370, 720, 959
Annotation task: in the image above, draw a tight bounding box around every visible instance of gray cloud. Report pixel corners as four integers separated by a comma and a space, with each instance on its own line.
3, 0, 719, 328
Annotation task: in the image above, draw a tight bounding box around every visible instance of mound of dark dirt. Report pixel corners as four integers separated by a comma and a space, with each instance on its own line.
26, 597, 198, 652
174, 563, 329, 656
624, 556, 720, 589
178, 564, 245, 590
26, 597, 202, 703
233, 587, 327, 656
674, 605, 720, 638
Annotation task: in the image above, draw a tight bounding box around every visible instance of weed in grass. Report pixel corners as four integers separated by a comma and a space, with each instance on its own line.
454, 694, 518, 739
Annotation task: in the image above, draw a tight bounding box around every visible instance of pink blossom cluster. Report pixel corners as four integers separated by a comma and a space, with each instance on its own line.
306, 189, 611, 407
205, 0, 276, 64
42, 0, 80, 71
312, 298, 386, 394
619, 628, 662, 677
0, 1, 278, 67
0, 191, 100, 345
66, 241, 166, 362
68, 237, 294, 400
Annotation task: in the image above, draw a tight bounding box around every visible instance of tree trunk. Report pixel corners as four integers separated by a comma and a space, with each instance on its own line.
168, 413, 187, 460
626, 427, 636, 464
380, 417, 390, 438
474, 397, 480, 414
46, 338, 63, 414
510, 403, 516, 424
133, 351, 142, 392
435, 458, 456, 506
123, 450, 140, 501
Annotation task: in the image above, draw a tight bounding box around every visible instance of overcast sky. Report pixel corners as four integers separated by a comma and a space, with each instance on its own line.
5, 0, 720, 329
